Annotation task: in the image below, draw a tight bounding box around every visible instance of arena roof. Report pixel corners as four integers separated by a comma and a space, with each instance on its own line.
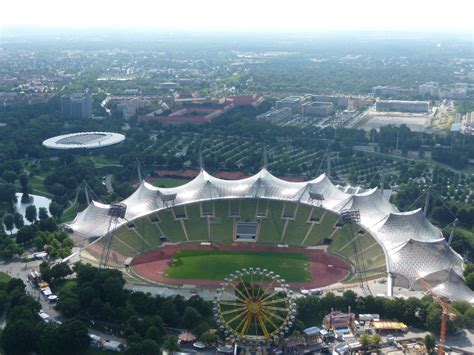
42, 132, 125, 149
66, 168, 472, 303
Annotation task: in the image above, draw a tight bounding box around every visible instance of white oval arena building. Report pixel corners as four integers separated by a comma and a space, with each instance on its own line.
42, 132, 125, 150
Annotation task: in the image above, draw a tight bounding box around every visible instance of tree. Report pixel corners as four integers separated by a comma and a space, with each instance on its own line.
56, 319, 90, 354
140, 339, 161, 355
466, 273, 474, 291
38, 207, 49, 221
145, 326, 162, 343
360, 333, 371, 348
183, 306, 202, 329
38, 323, 61, 355
38, 217, 57, 233
16, 225, 35, 244
18, 174, 30, 202
13, 213, 24, 230
0, 290, 8, 314
163, 335, 180, 353
2, 170, 17, 184
49, 202, 63, 220
34, 236, 45, 250
50, 263, 72, 282
18, 174, 28, 190
160, 300, 179, 326
3, 214, 14, 235
463, 307, 474, 329
126, 339, 160, 355
39, 261, 51, 283
0, 183, 17, 205
199, 331, 218, 346
56, 297, 80, 318
25, 206, 37, 223
2, 319, 37, 355
372, 333, 382, 348
424, 334, 436, 354
193, 321, 210, 338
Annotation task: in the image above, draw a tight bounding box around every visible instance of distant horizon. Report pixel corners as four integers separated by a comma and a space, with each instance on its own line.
1, 26, 472, 42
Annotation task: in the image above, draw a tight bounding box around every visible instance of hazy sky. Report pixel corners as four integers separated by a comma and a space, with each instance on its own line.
1, 0, 473, 32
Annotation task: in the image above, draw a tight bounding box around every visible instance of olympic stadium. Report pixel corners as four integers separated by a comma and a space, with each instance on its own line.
66, 168, 474, 303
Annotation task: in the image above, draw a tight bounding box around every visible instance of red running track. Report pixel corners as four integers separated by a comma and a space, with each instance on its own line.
131, 244, 350, 289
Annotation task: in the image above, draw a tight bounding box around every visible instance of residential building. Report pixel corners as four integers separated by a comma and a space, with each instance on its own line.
275, 96, 306, 113
440, 83, 468, 100
61, 92, 92, 119
308, 94, 370, 109
372, 86, 417, 99
302, 101, 334, 116
256, 107, 292, 124
419, 82, 439, 98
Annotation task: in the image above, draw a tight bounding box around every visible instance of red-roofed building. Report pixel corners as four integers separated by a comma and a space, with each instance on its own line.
138, 95, 264, 125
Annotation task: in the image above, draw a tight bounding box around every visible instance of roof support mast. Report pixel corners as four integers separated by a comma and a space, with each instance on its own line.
136, 158, 143, 183
423, 190, 431, 217
199, 142, 204, 171
448, 219, 458, 246
327, 154, 331, 179
262, 145, 268, 170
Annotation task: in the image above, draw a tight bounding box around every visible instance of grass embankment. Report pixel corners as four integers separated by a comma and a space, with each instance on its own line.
0, 272, 11, 284
165, 249, 310, 282
150, 178, 189, 188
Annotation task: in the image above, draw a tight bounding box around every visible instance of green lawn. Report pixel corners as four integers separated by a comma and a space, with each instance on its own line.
150, 178, 189, 188
0, 272, 11, 284
15, 175, 52, 198
61, 202, 81, 223
166, 250, 310, 282
76, 155, 121, 168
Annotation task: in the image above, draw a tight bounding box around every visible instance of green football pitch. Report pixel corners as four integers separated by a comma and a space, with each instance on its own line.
165, 250, 310, 282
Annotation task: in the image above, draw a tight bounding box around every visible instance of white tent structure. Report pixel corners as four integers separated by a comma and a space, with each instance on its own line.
66, 169, 472, 303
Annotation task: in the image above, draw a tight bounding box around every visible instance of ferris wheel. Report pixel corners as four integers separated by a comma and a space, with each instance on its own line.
213, 268, 296, 344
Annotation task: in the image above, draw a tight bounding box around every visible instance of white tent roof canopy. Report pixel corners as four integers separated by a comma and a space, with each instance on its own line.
67, 168, 470, 303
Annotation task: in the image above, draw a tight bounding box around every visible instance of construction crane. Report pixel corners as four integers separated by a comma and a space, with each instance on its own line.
418, 277, 456, 355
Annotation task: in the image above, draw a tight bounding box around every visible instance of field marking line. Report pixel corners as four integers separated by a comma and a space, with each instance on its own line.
300, 222, 315, 246
180, 220, 189, 241
132, 228, 153, 248
113, 234, 140, 253
280, 219, 289, 243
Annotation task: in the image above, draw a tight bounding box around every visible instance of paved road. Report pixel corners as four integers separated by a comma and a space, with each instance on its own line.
125, 284, 218, 300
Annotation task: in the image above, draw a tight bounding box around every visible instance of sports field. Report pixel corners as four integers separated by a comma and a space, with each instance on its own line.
131, 244, 350, 288
165, 249, 310, 282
